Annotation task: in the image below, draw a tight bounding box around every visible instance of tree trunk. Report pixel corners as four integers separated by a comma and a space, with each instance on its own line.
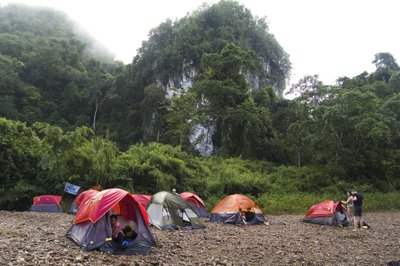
296, 145, 301, 167
93, 99, 99, 132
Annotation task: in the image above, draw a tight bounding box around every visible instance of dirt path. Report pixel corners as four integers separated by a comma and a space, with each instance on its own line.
0, 211, 399, 265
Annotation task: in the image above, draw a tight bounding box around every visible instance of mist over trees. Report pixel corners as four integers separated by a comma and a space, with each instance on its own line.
0, 4, 121, 129
0, 2, 399, 210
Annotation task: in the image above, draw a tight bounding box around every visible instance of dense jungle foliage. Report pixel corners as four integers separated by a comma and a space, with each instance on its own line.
0, 2, 399, 212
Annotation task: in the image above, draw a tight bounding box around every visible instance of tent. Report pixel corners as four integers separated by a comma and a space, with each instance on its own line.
67, 188, 156, 255
29, 195, 62, 212
147, 191, 206, 230
303, 200, 349, 226
68, 189, 99, 214
132, 194, 152, 209
210, 194, 267, 225
180, 192, 208, 218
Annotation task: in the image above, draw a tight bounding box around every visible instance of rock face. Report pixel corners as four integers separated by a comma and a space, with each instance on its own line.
0, 211, 399, 265
189, 124, 214, 156
160, 66, 273, 156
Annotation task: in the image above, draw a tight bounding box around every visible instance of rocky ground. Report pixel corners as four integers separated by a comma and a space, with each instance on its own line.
0, 211, 399, 265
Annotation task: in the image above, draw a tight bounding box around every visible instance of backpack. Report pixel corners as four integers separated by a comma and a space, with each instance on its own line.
355, 193, 363, 206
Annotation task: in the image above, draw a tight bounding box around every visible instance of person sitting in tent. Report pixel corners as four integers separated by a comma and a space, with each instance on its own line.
122, 221, 138, 247
239, 208, 246, 222
123, 222, 138, 241
245, 208, 255, 223
110, 214, 124, 244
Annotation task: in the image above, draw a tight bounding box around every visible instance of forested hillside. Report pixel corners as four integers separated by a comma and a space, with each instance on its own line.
96, 1, 291, 150
0, 4, 122, 130
0, 2, 399, 211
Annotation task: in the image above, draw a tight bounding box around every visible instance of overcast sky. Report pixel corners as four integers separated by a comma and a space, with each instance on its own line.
1, 0, 399, 86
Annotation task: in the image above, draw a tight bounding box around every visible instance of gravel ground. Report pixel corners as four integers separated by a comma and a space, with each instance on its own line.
0, 211, 399, 265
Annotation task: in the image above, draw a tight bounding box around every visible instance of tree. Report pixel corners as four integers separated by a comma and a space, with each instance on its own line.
162, 88, 200, 149
194, 43, 263, 156
0, 118, 43, 210
140, 84, 166, 142
372, 52, 400, 71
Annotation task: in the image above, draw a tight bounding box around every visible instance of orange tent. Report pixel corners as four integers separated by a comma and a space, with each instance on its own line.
210, 194, 266, 224
211, 194, 263, 213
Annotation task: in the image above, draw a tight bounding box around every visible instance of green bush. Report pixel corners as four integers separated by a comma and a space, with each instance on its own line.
0, 118, 44, 210
1, 117, 400, 214
363, 192, 400, 211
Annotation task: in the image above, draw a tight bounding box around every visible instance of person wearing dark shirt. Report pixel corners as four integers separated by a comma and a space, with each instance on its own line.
245, 208, 255, 223
351, 190, 363, 231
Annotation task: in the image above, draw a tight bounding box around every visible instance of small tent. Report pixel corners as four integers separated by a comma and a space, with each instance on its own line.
68, 189, 99, 214
29, 195, 62, 212
180, 192, 208, 218
147, 191, 205, 230
303, 200, 349, 226
132, 194, 152, 209
210, 194, 267, 225
67, 188, 156, 255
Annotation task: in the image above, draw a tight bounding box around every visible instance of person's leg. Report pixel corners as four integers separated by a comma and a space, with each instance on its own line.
347, 209, 353, 226
351, 212, 355, 226
353, 216, 360, 231
353, 206, 362, 230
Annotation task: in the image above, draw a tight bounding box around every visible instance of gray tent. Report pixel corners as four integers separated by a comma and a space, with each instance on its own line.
147, 191, 205, 230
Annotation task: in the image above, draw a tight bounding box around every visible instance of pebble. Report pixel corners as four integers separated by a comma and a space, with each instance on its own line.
0, 211, 399, 265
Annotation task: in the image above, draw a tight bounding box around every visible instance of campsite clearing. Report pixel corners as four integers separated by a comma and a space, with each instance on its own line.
0, 211, 399, 265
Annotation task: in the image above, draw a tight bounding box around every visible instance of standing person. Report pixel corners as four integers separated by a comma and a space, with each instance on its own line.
341, 191, 354, 226
351, 190, 363, 231
172, 188, 178, 194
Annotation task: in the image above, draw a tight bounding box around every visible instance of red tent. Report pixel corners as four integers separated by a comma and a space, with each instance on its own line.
30, 195, 62, 212
303, 200, 349, 226
67, 188, 156, 255
33, 195, 62, 205
74, 188, 149, 224
74, 190, 99, 207
180, 192, 208, 218
68, 189, 99, 214
132, 194, 152, 209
